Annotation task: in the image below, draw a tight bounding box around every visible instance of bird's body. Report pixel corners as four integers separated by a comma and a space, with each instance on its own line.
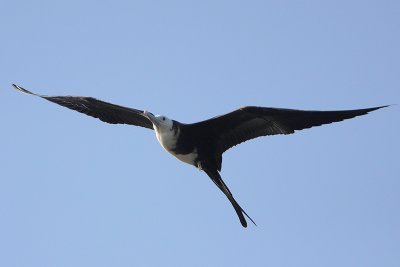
143, 114, 198, 166
12, 84, 387, 228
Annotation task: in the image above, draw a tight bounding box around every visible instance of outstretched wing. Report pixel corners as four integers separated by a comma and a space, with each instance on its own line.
189, 105, 387, 154
13, 84, 153, 129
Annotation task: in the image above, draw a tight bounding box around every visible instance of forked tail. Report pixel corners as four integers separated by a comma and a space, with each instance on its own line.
202, 163, 256, 228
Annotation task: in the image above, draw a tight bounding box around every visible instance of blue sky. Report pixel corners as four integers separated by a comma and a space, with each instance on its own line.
1, 1, 399, 266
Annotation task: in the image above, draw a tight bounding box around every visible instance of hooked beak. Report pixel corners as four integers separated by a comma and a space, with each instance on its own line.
143, 110, 158, 126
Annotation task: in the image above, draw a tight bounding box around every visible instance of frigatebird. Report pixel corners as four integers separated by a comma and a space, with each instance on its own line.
12, 84, 386, 227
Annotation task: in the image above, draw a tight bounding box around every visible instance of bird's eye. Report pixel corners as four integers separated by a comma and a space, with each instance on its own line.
162, 117, 166, 121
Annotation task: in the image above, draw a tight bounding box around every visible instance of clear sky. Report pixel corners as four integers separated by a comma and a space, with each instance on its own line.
1, 1, 399, 266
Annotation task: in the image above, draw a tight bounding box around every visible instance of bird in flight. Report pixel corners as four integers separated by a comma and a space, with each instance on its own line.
12, 84, 386, 227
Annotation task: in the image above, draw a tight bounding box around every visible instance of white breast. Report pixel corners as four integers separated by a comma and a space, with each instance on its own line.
155, 127, 178, 151
173, 149, 198, 165
155, 127, 197, 165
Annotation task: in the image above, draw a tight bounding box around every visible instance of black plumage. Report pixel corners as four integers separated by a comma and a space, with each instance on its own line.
13, 84, 387, 227
13, 84, 152, 129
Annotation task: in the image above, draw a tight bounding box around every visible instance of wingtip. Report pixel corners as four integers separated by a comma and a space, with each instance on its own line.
12, 84, 36, 95
369, 105, 390, 112
377, 105, 390, 109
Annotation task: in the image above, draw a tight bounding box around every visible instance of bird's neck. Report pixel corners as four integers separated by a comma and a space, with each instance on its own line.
155, 122, 180, 152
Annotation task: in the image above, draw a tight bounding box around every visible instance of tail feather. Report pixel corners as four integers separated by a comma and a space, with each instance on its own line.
202, 163, 256, 228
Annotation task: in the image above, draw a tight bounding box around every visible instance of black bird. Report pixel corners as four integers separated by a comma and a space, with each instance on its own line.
12, 84, 387, 227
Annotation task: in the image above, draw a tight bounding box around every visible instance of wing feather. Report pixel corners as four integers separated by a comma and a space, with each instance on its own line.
13, 84, 153, 129
189, 105, 387, 154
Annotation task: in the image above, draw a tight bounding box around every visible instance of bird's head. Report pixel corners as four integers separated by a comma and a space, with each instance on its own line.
143, 110, 174, 131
